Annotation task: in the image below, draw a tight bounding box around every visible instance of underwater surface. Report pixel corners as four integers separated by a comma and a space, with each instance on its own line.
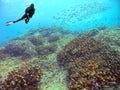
0, 0, 120, 90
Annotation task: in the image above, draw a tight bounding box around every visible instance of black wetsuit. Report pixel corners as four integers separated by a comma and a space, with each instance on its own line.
13, 4, 35, 24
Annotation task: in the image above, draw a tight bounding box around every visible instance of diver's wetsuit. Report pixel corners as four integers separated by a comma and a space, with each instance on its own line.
13, 4, 35, 24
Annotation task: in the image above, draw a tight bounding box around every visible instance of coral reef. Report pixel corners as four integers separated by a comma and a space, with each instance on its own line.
57, 35, 120, 90
26, 26, 63, 38
28, 36, 45, 46
1, 26, 78, 59
47, 35, 60, 43
3, 40, 37, 58
36, 44, 57, 55
1, 63, 43, 90
57, 36, 108, 68
39, 26, 64, 38
1, 25, 120, 90
0, 50, 8, 60
0, 75, 3, 90
68, 60, 118, 90
83, 27, 120, 52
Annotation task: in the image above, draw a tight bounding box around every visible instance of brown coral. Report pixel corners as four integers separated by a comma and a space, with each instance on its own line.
69, 60, 117, 90
2, 64, 43, 90
57, 35, 120, 90
57, 36, 108, 68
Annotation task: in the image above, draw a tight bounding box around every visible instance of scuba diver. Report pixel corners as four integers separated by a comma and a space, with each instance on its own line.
6, 3, 35, 26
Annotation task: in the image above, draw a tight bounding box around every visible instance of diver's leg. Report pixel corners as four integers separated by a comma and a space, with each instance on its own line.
25, 18, 29, 23
6, 14, 27, 26
13, 14, 27, 23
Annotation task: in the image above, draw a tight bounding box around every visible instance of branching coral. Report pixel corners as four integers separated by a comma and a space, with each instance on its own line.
57, 36, 108, 68
69, 60, 117, 90
57, 35, 120, 90
2, 64, 43, 90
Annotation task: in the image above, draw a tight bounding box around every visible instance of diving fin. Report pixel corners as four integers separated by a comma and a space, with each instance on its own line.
6, 21, 14, 26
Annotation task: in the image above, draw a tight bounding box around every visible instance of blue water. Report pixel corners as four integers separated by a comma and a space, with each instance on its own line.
0, 0, 120, 47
